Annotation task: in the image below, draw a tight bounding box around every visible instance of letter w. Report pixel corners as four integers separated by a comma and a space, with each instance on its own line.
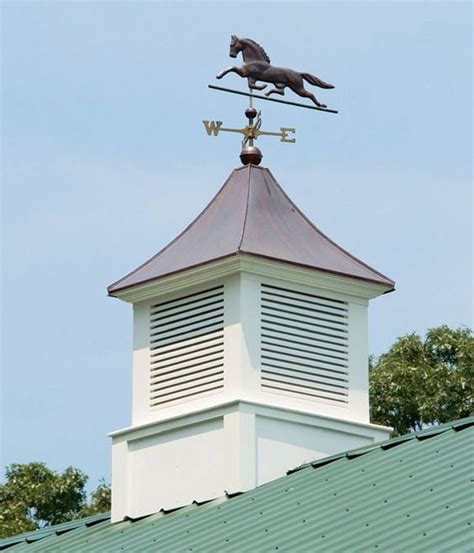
203, 120, 223, 136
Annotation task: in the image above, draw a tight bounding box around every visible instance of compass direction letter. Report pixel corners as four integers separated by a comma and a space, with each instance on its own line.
203, 121, 223, 136
280, 128, 296, 143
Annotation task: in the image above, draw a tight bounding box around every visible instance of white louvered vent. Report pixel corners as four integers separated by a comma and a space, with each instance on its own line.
149, 286, 224, 408
260, 284, 349, 404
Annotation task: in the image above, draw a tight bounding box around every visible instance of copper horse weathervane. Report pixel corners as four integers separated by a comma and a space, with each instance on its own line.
217, 35, 334, 109
204, 35, 337, 165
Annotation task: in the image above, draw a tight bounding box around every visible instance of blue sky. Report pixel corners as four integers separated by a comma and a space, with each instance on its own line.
2, 2, 472, 491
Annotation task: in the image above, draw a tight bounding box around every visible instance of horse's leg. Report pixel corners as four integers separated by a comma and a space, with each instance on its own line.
216, 66, 246, 79
265, 84, 286, 97
247, 77, 267, 90
289, 84, 326, 108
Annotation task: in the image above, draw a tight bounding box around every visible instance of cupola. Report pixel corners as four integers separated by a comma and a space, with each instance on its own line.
108, 164, 394, 522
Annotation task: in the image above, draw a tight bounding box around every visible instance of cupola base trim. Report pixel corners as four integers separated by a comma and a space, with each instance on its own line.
110, 400, 390, 522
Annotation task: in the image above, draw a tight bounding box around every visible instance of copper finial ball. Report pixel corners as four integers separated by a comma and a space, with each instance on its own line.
240, 145, 262, 166
245, 107, 258, 120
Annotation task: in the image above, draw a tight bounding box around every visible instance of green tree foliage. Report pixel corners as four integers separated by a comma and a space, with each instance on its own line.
79, 479, 111, 518
370, 326, 474, 435
0, 463, 110, 539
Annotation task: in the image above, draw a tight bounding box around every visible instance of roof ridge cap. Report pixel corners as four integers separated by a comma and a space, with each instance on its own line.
237, 165, 252, 251
108, 169, 239, 294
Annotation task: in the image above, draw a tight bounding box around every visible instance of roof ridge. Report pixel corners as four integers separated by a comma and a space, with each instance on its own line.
237, 164, 252, 251
107, 169, 238, 294
264, 168, 395, 288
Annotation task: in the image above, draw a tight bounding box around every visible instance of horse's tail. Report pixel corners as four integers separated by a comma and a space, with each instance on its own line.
301, 73, 334, 89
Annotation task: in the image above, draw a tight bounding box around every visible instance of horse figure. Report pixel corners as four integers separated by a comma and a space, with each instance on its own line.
216, 35, 334, 108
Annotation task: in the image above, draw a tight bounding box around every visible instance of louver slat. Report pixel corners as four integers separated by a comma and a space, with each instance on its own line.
261, 306, 347, 332
261, 299, 347, 324
149, 286, 224, 408
262, 319, 347, 347
150, 361, 224, 387
261, 285, 347, 310
261, 330, 348, 356
150, 331, 223, 357
261, 284, 349, 405
261, 342, 348, 364
151, 343, 223, 371
262, 379, 348, 403
262, 353, 347, 375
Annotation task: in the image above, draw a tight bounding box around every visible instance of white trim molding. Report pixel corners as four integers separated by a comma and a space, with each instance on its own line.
111, 254, 392, 304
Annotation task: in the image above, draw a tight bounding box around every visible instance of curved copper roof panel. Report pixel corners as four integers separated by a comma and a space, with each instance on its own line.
108, 165, 394, 294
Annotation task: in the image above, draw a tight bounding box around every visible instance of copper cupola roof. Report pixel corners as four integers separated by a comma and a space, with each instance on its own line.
108, 165, 394, 295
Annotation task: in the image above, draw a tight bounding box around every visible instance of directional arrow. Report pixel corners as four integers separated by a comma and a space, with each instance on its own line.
203, 119, 295, 143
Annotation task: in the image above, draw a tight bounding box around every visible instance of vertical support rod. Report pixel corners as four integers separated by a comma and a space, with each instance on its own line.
248, 89, 254, 147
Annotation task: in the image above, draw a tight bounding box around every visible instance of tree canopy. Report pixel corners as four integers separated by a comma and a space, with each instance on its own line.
0, 463, 110, 539
370, 325, 473, 435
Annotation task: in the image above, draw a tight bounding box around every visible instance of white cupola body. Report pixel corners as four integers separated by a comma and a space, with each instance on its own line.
108, 165, 394, 522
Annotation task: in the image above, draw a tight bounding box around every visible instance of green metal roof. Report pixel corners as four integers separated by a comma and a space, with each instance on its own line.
2, 417, 473, 552
0, 513, 110, 550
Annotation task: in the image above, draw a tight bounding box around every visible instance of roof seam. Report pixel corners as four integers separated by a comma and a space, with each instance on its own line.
237, 164, 252, 252
108, 170, 237, 293
264, 168, 395, 287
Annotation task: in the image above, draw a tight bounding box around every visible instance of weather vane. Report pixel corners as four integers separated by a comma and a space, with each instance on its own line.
203, 35, 337, 165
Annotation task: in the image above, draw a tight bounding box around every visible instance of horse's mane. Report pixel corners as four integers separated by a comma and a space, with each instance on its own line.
244, 38, 271, 63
